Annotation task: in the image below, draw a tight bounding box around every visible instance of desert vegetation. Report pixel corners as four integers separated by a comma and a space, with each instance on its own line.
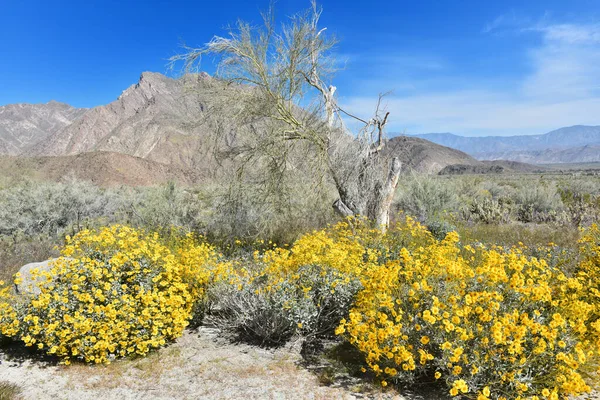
2, 2, 600, 400
1, 172, 600, 398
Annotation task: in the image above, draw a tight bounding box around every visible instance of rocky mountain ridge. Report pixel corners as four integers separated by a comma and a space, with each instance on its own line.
0, 72, 558, 185
34, 72, 216, 169
0, 101, 86, 156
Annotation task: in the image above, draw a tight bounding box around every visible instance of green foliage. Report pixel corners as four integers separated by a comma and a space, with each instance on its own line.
468, 197, 510, 224
337, 221, 600, 398
207, 262, 362, 346
396, 173, 600, 228
208, 276, 301, 346
0, 180, 119, 237
425, 219, 457, 240
512, 184, 564, 223
395, 174, 459, 222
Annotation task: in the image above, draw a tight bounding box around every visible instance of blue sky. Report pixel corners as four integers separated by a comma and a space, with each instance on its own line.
1, 0, 599, 136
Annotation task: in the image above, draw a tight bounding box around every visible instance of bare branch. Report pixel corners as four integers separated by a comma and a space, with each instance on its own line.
172, 2, 402, 229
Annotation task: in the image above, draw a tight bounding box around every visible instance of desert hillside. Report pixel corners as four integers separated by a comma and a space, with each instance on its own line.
0, 101, 86, 156
0, 152, 199, 187
1, 73, 520, 181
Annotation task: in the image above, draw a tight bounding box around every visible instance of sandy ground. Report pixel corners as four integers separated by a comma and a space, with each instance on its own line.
2, 327, 597, 400
0, 327, 414, 400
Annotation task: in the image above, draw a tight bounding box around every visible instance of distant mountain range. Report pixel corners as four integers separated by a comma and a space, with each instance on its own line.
0, 72, 592, 186
409, 126, 600, 163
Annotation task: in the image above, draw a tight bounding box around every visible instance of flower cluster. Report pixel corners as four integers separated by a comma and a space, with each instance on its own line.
1, 217, 599, 400
11, 225, 196, 364
0, 281, 18, 338
336, 219, 600, 399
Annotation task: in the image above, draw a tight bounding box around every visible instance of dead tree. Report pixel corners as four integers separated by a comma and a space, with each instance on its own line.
172, 2, 401, 230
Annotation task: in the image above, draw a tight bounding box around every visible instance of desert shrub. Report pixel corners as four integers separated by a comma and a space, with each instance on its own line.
208, 274, 304, 346
558, 180, 600, 226
129, 182, 208, 234
203, 176, 334, 247
479, 181, 513, 201
577, 224, 600, 312
0, 177, 333, 255
0, 180, 122, 237
336, 220, 599, 399
512, 184, 563, 223
9, 225, 195, 364
395, 175, 458, 222
173, 233, 226, 326
208, 263, 360, 345
425, 219, 456, 240
468, 197, 511, 224
209, 219, 405, 345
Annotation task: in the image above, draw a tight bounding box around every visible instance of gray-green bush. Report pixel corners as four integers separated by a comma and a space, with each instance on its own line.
395, 174, 459, 222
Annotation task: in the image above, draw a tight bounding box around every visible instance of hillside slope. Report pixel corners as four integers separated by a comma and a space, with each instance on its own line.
35, 72, 218, 170
0, 101, 86, 156
0, 152, 198, 187
1, 72, 550, 180
384, 136, 482, 174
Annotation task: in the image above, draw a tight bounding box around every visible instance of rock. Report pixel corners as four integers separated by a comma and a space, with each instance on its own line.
15, 259, 59, 296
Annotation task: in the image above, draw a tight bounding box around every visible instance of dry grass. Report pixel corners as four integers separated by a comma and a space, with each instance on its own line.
0, 381, 22, 400
456, 221, 581, 248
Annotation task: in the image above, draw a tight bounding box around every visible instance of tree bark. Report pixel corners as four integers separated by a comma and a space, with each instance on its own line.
332, 198, 354, 217
373, 157, 402, 231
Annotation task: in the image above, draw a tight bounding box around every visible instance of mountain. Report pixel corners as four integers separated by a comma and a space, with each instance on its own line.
35, 72, 218, 170
482, 144, 600, 164
0, 101, 86, 156
410, 126, 600, 163
384, 136, 481, 174
0, 72, 546, 183
0, 152, 198, 187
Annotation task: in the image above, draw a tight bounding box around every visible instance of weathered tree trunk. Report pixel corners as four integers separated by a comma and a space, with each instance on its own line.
332, 157, 401, 231
332, 198, 354, 217
372, 157, 402, 231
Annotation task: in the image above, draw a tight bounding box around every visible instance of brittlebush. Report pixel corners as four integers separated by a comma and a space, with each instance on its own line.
0, 281, 18, 338
174, 232, 230, 322
336, 219, 600, 399
207, 223, 373, 343
2, 217, 600, 400
8, 225, 199, 364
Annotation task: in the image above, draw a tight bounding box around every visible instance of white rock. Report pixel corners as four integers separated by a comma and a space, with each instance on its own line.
15, 258, 59, 296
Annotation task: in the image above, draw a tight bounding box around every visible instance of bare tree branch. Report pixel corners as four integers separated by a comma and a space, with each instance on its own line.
171, 1, 402, 229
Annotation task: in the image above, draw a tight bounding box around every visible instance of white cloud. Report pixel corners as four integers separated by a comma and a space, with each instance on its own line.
344, 93, 600, 136
522, 23, 600, 99
340, 21, 600, 136
537, 23, 600, 44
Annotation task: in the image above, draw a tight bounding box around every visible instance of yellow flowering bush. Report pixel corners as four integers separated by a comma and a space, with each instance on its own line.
208, 220, 384, 344
174, 233, 227, 324
0, 281, 19, 338
12, 225, 195, 364
335, 219, 600, 399
578, 223, 600, 305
